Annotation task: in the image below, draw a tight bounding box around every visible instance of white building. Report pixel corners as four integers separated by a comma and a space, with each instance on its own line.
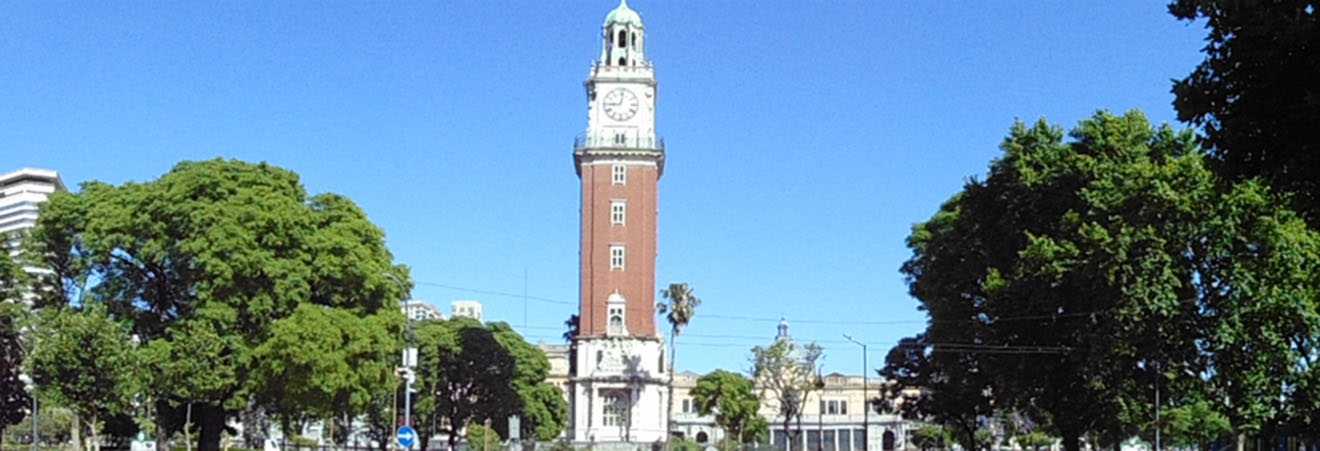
402, 300, 446, 322
670, 321, 911, 451
543, 320, 913, 450
451, 300, 483, 321
1, 168, 66, 249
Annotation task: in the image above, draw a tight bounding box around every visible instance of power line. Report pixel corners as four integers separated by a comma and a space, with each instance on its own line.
413, 280, 575, 305
411, 279, 1101, 326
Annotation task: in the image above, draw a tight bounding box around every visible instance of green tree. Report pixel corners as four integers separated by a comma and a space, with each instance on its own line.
414, 318, 520, 451
973, 429, 994, 451
1014, 431, 1053, 451
909, 424, 950, 451
1170, 0, 1320, 224
657, 282, 701, 439
690, 369, 766, 444
0, 246, 32, 440
358, 388, 398, 451
138, 318, 236, 450
249, 303, 401, 444
28, 305, 138, 451
4, 405, 74, 446
879, 334, 992, 451
465, 422, 502, 451
896, 110, 1320, 448
750, 337, 822, 451
1153, 400, 1230, 448
24, 159, 410, 451
489, 321, 568, 441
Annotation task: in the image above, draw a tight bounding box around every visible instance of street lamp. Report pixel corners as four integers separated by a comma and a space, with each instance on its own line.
843, 335, 867, 451
384, 273, 417, 430
815, 372, 825, 451
19, 374, 36, 451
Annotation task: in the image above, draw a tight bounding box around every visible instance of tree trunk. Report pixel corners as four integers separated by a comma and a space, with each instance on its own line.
72, 412, 82, 451
198, 404, 225, 451
186, 403, 194, 451
448, 423, 462, 451
418, 417, 431, 451
89, 415, 99, 451
667, 331, 676, 443
1060, 432, 1080, 451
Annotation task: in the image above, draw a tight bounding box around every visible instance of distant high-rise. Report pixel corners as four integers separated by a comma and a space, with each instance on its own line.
451, 300, 483, 322
402, 300, 446, 322
1, 168, 66, 250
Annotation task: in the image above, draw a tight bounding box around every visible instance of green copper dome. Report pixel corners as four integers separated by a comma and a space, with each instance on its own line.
604, 0, 643, 28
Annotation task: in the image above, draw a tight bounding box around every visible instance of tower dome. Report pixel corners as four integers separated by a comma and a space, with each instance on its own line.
603, 0, 643, 28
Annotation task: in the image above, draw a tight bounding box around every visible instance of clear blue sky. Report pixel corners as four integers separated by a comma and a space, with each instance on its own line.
0, 1, 1206, 376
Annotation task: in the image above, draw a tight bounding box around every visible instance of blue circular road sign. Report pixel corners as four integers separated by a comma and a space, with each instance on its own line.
397, 425, 417, 448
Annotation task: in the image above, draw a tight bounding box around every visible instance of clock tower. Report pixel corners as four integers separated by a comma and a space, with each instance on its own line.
569, 0, 669, 443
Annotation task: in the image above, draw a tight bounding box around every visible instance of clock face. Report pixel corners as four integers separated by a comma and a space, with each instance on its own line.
602, 88, 640, 121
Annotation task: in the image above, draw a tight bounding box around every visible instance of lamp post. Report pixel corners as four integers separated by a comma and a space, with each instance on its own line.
20, 374, 36, 451
385, 273, 417, 431
843, 335, 867, 451
814, 371, 825, 451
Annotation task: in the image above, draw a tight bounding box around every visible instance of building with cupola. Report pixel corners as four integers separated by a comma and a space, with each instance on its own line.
566, 0, 669, 444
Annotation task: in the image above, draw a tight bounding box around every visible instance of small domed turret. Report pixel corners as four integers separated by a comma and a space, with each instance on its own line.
599, 0, 646, 67
603, 0, 643, 28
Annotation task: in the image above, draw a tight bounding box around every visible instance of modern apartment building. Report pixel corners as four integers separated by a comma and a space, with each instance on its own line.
402, 300, 446, 322
0, 168, 66, 250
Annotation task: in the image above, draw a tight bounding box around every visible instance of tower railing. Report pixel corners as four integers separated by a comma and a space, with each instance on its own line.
574, 133, 665, 152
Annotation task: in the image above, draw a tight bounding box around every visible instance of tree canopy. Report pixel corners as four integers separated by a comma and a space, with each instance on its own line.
1170, 0, 1320, 223
23, 159, 410, 451
0, 249, 31, 438
750, 337, 822, 450
413, 317, 561, 450
889, 110, 1320, 449
690, 369, 766, 444
28, 305, 139, 451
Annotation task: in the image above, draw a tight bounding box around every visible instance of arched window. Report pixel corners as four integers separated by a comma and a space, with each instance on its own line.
617, 30, 627, 48
631, 32, 637, 49
696, 432, 709, 444
618, 57, 626, 66
882, 430, 896, 450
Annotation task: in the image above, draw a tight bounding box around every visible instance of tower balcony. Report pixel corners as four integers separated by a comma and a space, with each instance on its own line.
588, 62, 656, 83
574, 133, 665, 152
573, 133, 666, 177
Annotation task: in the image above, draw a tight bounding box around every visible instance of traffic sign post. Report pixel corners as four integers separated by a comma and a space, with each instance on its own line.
397, 425, 417, 449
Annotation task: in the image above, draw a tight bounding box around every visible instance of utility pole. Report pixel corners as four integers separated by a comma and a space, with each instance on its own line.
844, 334, 868, 451
385, 273, 417, 432
815, 371, 825, 451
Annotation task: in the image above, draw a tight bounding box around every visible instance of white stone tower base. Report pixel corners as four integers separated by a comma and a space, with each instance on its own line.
569, 336, 670, 444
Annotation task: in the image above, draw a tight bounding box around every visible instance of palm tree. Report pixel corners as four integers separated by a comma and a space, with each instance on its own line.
656, 282, 701, 441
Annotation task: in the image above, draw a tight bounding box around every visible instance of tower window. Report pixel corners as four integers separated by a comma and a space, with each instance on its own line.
610, 245, 625, 270
617, 30, 627, 48
612, 164, 626, 184
631, 32, 637, 48
611, 200, 626, 226
602, 390, 629, 426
